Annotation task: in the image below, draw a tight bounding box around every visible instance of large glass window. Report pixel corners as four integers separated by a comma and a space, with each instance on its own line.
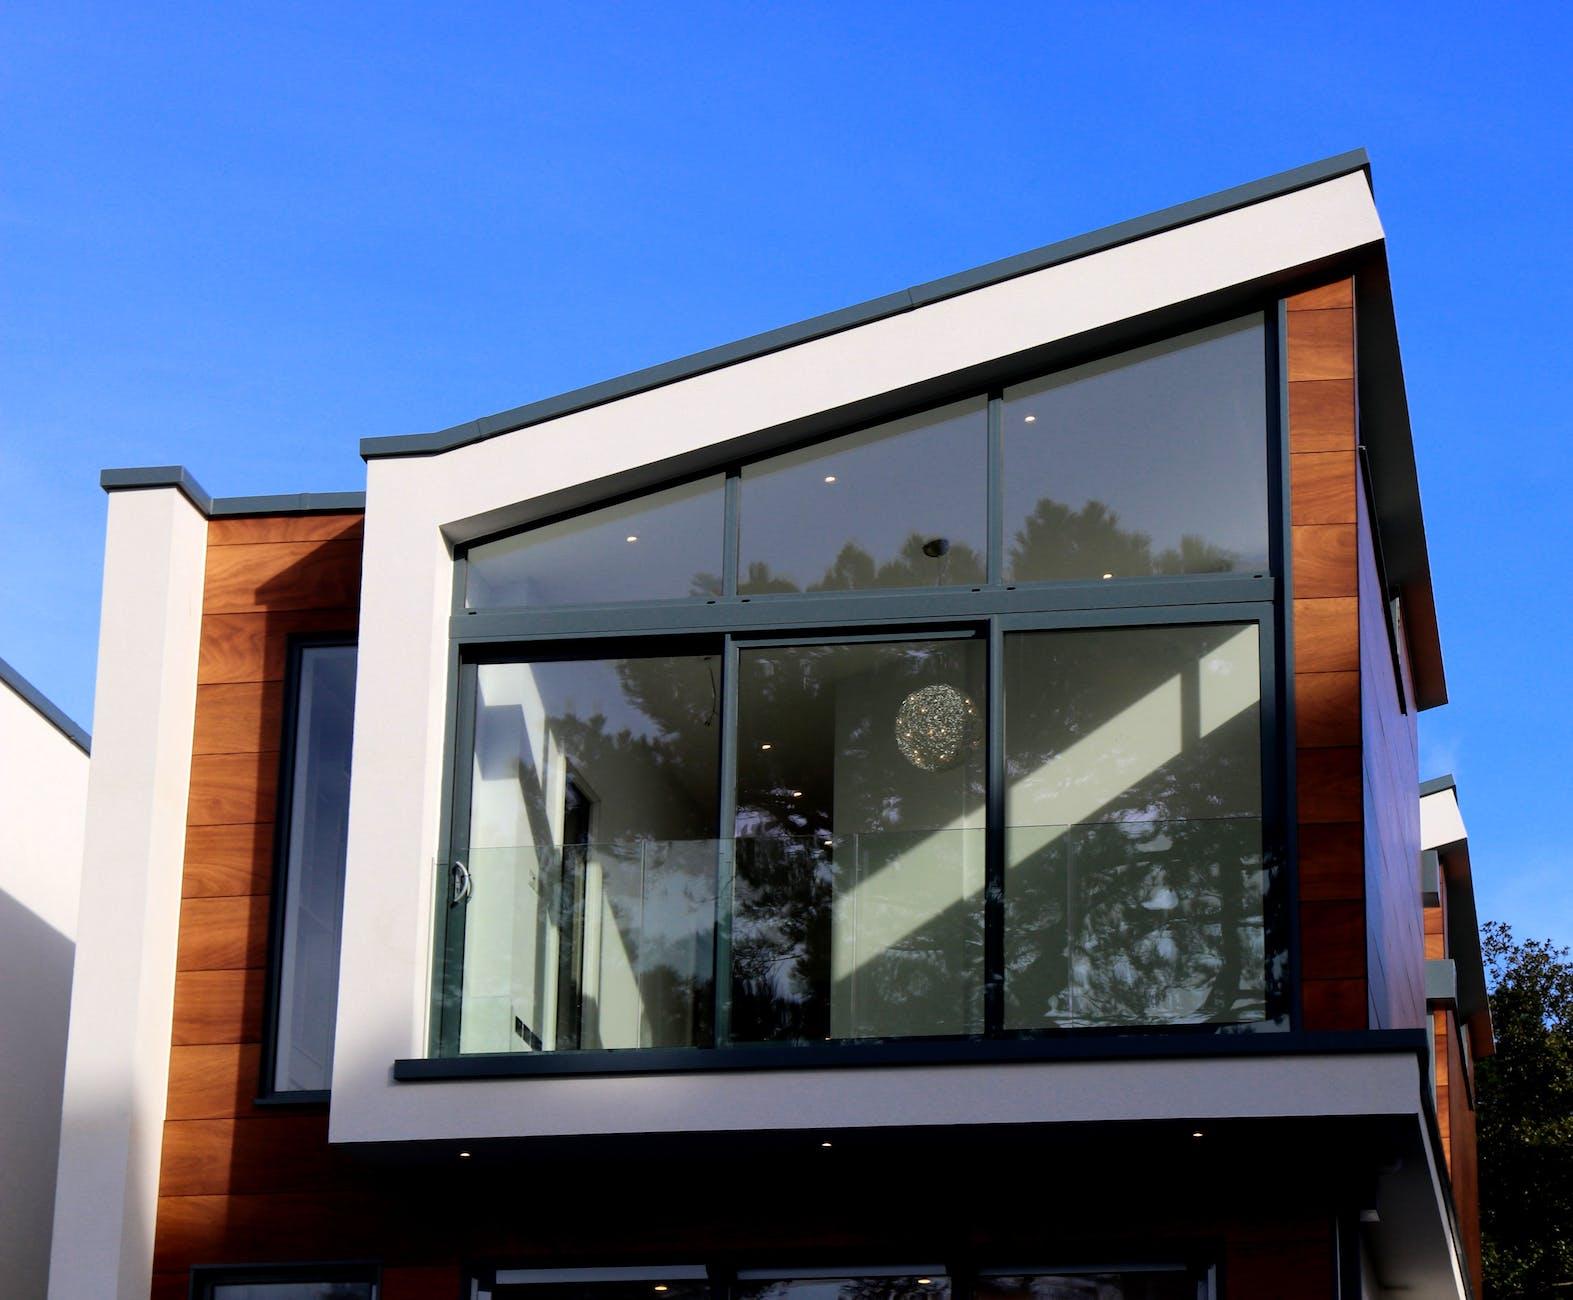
1001, 318, 1268, 583
731, 637, 986, 1041
437, 312, 1284, 1061
198, 1266, 376, 1299
467, 475, 726, 608
459, 652, 722, 1054
1003, 624, 1265, 1029
738, 399, 988, 594
269, 640, 357, 1095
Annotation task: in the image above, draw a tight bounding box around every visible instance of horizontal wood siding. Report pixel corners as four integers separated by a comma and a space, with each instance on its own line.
1288, 281, 1367, 1030
153, 513, 362, 1297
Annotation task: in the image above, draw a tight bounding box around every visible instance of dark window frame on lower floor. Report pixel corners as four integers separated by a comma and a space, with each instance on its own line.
188, 1261, 379, 1299
466, 1262, 1215, 1300
425, 300, 1299, 1068
257, 632, 359, 1106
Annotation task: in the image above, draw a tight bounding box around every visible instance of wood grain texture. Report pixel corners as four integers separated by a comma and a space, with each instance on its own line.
177, 895, 270, 971
1295, 670, 1360, 748
1287, 280, 1354, 311
199, 610, 359, 685
1286, 309, 1355, 382
1302, 977, 1367, 1030
1300, 901, 1367, 978
1289, 452, 1358, 525
183, 822, 274, 898
1293, 598, 1359, 673
1291, 525, 1357, 599
160, 1116, 337, 1196
171, 967, 265, 1045
192, 681, 285, 756
1288, 380, 1357, 453
188, 752, 279, 827
204, 537, 363, 615
166, 1043, 266, 1120
1298, 823, 1365, 901
1297, 747, 1362, 823
209, 514, 364, 546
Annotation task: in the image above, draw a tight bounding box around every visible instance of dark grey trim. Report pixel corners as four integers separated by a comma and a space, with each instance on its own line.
362, 151, 1370, 460
393, 1027, 1429, 1082
0, 653, 91, 753
1421, 849, 1442, 908
1418, 773, 1457, 798
101, 466, 364, 518
188, 1261, 380, 1299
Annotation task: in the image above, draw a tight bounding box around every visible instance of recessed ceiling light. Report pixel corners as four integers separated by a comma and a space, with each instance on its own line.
654, 1288, 670, 1294
791, 790, 803, 798
760, 742, 773, 751
626, 535, 639, 543
1102, 573, 1113, 580
1023, 414, 1037, 424
824, 475, 837, 483
1191, 1130, 1204, 1139
917, 1281, 933, 1287
820, 1140, 833, 1148
458, 1151, 472, 1159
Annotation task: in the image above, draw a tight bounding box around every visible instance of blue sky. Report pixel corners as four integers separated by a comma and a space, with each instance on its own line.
3, 3, 1569, 945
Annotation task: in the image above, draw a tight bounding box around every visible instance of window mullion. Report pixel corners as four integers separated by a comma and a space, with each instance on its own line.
984, 614, 1005, 1036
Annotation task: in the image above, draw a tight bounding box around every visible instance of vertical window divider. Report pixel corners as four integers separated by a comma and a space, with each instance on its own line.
722, 470, 742, 598
714, 633, 741, 1045
984, 614, 1006, 1035
986, 392, 1004, 587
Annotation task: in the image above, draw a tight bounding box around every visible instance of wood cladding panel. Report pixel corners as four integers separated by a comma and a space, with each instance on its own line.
1295, 670, 1360, 748
199, 609, 358, 685
1289, 452, 1358, 526
166, 1043, 266, 1120
1286, 309, 1355, 381
383, 1266, 465, 1300
208, 514, 364, 546
1291, 525, 1357, 599
1288, 278, 1366, 1034
192, 681, 284, 756
183, 822, 274, 898
171, 967, 265, 1045
204, 537, 363, 615
177, 895, 270, 971
160, 515, 366, 1289
1287, 381, 1356, 452
188, 752, 279, 827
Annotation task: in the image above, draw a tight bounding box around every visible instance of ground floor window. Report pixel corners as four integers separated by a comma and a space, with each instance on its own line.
469, 1266, 1209, 1300
192, 1263, 376, 1298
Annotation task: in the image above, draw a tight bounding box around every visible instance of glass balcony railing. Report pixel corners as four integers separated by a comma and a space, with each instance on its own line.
446, 819, 1268, 1057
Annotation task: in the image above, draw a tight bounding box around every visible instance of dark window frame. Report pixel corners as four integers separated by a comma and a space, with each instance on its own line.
427, 302, 1297, 1067
188, 1260, 380, 1299
257, 631, 359, 1107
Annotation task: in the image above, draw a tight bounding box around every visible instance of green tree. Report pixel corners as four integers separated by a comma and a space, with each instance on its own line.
1478, 921, 1573, 1296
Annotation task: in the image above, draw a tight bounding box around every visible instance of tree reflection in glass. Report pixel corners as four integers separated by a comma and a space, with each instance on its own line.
730, 638, 986, 1042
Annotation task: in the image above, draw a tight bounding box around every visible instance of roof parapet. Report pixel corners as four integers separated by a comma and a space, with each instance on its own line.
101, 467, 364, 518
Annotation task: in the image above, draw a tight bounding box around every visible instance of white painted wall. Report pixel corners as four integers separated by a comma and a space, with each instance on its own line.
332, 170, 1388, 1145
47, 487, 207, 1300
0, 676, 89, 1300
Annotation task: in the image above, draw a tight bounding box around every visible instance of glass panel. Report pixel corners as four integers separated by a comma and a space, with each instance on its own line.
739, 398, 988, 594
489, 1285, 711, 1300
466, 476, 726, 608
273, 643, 357, 1093
736, 1280, 948, 1300
210, 1283, 373, 1300
732, 638, 986, 1041
460, 653, 721, 1053
977, 1273, 1196, 1300
1002, 317, 1268, 583
1004, 624, 1268, 1029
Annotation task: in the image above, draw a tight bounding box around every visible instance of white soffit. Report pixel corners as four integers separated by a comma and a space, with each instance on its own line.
1421, 788, 1468, 852
388, 170, 1383, 535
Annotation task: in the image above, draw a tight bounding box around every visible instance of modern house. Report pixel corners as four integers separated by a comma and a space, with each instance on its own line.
46, 150, 1492, 1299
1, 657, 90, 1299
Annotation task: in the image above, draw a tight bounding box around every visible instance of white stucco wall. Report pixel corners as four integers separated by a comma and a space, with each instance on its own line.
0, 675, 89, 1300
47, 487, 207, 1300
331, 170, 1388, 1145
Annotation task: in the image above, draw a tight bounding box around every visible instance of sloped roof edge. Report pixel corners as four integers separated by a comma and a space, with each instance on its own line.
361, 149, 1372, 460
0, 653, 90, 753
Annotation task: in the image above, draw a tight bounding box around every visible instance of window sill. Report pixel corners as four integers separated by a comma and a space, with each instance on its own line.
392, 1027, 1426, 1082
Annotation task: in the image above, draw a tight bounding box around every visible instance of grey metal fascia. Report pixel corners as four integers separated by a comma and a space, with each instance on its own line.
1421, 849, 1442, 909
1419, 773, 1457, 798
361, 149, 1372, 460
102, 467, 364, 517
0, 653, 91, 753
1425, 958, 1458, 1009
